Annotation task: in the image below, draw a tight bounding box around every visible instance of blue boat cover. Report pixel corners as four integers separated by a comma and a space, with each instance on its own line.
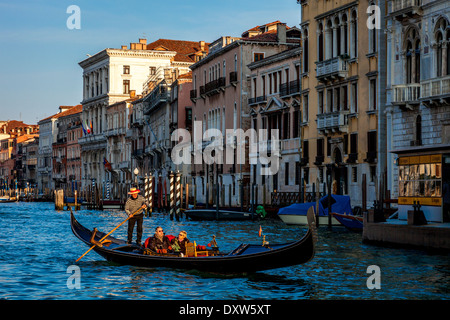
278, 195, 353, 217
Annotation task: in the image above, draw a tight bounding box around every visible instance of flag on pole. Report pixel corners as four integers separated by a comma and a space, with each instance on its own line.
103, 157, 112, 171
85, 120, 90, 134
81, 121, 87, 136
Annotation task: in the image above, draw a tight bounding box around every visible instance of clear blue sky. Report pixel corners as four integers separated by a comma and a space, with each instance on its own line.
0, 0, 300, 124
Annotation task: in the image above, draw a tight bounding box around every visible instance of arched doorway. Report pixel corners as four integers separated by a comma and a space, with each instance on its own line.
332, 147, 347, 195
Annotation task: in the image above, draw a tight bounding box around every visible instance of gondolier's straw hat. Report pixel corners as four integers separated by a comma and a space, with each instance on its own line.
128, 187, 141, 195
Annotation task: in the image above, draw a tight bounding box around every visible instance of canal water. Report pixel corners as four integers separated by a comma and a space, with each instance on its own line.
0, 202, 448, 300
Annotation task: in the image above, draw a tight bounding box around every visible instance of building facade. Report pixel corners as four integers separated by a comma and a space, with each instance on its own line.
387, 0, 450, 222
298, 0, 387, 207
247, 45, 302, 204
189, 22, 300, 207
105, 98, 134, 199
79, 38, 208, 190
0, 121, 39, 192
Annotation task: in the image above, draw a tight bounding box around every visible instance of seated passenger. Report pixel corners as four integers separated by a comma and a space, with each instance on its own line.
147, 227, 171, 252
170, 231, 190, 255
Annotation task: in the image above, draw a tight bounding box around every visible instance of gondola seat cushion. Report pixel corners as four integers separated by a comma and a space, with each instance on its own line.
144, 235, 175, 248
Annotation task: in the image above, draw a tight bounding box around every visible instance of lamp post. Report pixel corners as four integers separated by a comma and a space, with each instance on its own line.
134, 167, 139, 188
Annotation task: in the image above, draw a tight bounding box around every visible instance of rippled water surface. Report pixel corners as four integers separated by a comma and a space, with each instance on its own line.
0, 202, 448, 300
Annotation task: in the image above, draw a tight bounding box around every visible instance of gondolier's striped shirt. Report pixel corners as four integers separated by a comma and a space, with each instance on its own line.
125, 195, 148, 216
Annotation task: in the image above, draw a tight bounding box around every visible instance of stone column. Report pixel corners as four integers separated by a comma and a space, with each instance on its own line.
333, 26, 338, 58
442, 42, 448, 77
325, 27, 332, 60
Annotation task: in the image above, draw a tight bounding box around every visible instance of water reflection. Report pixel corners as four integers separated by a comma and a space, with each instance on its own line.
0, 202, 449, 300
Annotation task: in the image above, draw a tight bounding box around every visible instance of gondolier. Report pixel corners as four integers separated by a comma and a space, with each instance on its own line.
125, 187, 148, 246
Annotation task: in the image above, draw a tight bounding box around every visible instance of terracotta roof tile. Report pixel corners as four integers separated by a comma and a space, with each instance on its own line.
146, 39, 209, 63
38, 104, 82, 123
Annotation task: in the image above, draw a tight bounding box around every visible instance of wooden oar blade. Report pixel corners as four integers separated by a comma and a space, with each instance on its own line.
75, 207, 144, 262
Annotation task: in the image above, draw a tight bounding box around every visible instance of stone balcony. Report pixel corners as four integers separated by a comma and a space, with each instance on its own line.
119, 160, 130, 172
389, 0, 422, 20
391, 83, 421, 110
104, 127, 126, 137
316, 111, 349, 134
420, 75, 450, 107
315, 56, 348, 81
78, 133, 107, 151
281, 137, 301, 154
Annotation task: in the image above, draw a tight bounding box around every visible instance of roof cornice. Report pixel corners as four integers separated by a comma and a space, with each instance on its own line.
78, 49, 177, 69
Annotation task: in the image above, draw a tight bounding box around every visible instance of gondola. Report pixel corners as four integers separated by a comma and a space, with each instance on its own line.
70, 209, 317, 273
184, 208, 254, 221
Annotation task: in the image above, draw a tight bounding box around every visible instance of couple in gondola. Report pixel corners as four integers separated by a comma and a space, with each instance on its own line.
125, 187, 190, 255
145, 227, 190, 255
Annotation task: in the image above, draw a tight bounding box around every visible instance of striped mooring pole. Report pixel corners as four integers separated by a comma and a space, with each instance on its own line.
106, 179, 110, 200
148, 173, 153, 216
169, 171, 175, 220
175, 171, 181, 221
144, 174, 149, 217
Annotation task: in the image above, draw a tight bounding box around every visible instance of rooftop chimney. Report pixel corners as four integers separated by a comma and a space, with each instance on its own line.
121, 45, 127, 50
199, 41, 205, 51
139, 38, 147, 45
277, 23, 287, 44
59, 106, 72, 113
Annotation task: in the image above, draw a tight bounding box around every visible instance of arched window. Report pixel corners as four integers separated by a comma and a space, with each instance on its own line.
326, 19, 333, 59
434, 18, 449, 77
334, 16, 341, 56
303, 28, 309, 72
436, 32, 443, 77
404, 27, 420, 83
406, 41, 413, 84
447, 30, 450, 75
415, 40, 421, 83
351, 10, 358, 58
342, 14, 348, 55
318, 23, 324, 61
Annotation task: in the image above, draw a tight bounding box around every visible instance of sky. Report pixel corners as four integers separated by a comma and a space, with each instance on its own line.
0, 0, 301, 125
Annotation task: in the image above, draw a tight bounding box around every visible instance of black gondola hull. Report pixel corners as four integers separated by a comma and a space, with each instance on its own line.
71, 211, 316, 273
185, 209, 254, 221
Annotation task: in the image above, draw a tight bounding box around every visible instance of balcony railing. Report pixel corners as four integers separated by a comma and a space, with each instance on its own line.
104, 127, 126, 137
314, 155, 324, 165
421, 75, 450, 100
317, 112, 349, 133
132, 149, 144, 159
281, 137, 300, 152
391, 84, 421, 107
279, 79, 300, 97
390, 0, 422, 19
229, 71, 238, 84
364, 151, 377, 163
119, 160, 130, 170
190, 89, 197, 100
346, 153, 358, 164
78, 133, 106, 145
144, 82, 170, 115
248, 95, 267, 105
316, 56, 348, 80
204, 77, 225, 96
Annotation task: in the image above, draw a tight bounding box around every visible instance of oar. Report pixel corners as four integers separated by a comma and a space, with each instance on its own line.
75, 207, 144, 262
